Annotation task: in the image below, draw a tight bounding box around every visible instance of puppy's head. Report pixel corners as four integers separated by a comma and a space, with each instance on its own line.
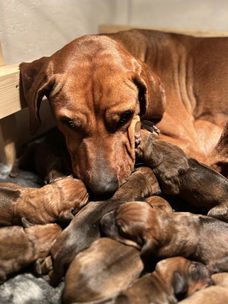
100, 201, 161, 252
155, 257, 212, 300
26, 223, 62, 256
54, 176, 89, 210
20, 34, 166, 196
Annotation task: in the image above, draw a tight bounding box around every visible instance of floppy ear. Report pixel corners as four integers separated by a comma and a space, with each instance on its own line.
19, 57, 54, 133
133, 61, 166, 123
172, 271, 188, 296
141, 237, 158, 258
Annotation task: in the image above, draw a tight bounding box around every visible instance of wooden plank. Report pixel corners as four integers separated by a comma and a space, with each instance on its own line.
0, 64, 20, 119
0, 62, 55, 171
0, 43, 4, 66
0, 44, 17, 173
99, 24, 228, 37
0, 114, 17, 170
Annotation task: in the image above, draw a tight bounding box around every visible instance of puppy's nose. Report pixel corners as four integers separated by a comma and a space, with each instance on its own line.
89, 177, 119, 197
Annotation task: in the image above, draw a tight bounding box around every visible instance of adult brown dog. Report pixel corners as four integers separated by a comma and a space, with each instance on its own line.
19, 29, 228, 195
115, 256, 211, 304
0, 223, 61, 283
100, 201, 228, 273
0, 176, 88, 225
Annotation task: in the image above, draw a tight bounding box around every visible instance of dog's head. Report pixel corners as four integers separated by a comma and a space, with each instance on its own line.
100, 200, 162, 253
20, 34, 166, 196
155, 257, 212, 300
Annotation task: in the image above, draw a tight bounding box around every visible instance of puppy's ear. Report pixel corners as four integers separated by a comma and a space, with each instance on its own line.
19, 57, 54, 133
133, 61, 166, 123
141, 237, 157, 258
172, 271, 188, 297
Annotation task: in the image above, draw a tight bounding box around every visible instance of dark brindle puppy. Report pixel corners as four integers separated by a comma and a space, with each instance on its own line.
0, 176, 88, 225
0, 223, 61, 283
49, 166, 159, 286
101, 201, 228, 273
62, 238, 143, 304
137, 129, 228, 221
115, 256, 211, 304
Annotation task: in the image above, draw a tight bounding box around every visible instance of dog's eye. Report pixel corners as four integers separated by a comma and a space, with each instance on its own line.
118, 110, 133, 127
60, 117, 78, 130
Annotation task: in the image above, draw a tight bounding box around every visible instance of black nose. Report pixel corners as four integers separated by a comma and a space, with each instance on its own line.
88, 177, 119, 197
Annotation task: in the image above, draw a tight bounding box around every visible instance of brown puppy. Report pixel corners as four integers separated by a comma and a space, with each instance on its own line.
0, 223, 61, 283
137, 129, 228, 221
49, 166, 159, 286
0, 176, 88, 225
178, 273, 228, 304
100, 201, 228, 272
62, 238, 143, 304
112, 166, 161, 201
115, 257, 211, 304
20, 29, 228, 195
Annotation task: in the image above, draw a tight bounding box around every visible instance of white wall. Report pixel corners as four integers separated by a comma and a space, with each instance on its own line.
1, 0, 228, 64
0, 0, 129, 64
128, 0, 228, 31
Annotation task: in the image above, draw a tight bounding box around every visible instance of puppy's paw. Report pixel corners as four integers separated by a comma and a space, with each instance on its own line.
207, 204, 228, 222
141, 120, 160, 135
58, 209, 74, 222
34, 256, 53, 275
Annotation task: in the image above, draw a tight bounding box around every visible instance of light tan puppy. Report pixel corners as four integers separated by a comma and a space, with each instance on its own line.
0, 176, 88, 225
0, 223, 61, 283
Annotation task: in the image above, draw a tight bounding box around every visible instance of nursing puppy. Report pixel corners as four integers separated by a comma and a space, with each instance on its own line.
137, 129, 228, 221
115, 256, 211, 304
0, 176, 88, 225
62, 238, 143, 304
112, 166, 161, 201
0, 223, 61, 283
101, 201, 228, 273
179, 273, 228, 304
49, 166, 158, 286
